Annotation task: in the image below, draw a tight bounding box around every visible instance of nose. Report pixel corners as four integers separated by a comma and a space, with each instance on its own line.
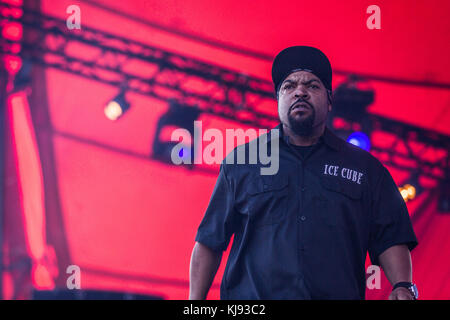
294, 85, 310, 100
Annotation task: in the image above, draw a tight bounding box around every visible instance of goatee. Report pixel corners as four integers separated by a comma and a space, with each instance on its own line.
287, 107, 315, 137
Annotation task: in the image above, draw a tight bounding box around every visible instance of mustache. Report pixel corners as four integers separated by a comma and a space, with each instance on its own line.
290, 99, 312, 112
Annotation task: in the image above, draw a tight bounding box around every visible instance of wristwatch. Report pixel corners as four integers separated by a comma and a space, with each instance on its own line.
392, 282, 419, 300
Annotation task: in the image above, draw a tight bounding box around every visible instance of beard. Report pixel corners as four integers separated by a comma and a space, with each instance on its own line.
287, 107, 316, 137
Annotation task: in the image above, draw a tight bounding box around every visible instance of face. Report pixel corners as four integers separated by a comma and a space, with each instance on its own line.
277, 70, 331, 137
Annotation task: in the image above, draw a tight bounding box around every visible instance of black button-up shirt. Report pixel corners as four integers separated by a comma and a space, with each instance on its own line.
195, 123, 418, 299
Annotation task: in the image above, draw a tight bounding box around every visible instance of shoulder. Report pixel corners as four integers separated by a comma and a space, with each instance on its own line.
342, 140, 383, 168
337, 139, 389, 188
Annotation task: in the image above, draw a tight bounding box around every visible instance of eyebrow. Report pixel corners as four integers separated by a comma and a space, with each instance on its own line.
282, 79, 321, 86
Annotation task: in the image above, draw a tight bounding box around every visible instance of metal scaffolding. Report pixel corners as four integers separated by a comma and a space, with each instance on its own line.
0, 1, 448, 185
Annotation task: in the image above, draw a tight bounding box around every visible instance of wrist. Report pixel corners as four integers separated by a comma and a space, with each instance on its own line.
392, 282, 418, 300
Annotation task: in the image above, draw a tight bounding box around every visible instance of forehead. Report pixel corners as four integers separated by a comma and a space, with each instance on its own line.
283, 70, 321, 83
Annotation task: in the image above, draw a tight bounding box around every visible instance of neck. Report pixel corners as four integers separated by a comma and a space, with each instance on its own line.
282, 123, 325, 146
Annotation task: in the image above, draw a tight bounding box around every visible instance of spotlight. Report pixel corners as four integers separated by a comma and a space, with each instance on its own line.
152, 99, 201, 165
399, 173, 423, 202
399, 184, 416, 202
327, 77, 374, 148
330, 76, 374, 122
404, 184, 416, 199
104, 91, 130, 121
347, 131, 371, 151
178, 144, 192, 160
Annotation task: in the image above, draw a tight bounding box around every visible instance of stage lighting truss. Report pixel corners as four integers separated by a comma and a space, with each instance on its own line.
0, 2, 448, 186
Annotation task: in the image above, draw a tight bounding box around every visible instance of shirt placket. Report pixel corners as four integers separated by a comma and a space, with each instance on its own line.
284, 136, 308, 281
298, 157, 306, 281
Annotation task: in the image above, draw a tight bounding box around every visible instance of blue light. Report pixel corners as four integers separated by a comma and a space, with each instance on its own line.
178, 145, 191, 161
347, 132, 371, 151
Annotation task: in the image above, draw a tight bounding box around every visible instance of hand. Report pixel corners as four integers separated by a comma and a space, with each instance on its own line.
388, 287, 415, 300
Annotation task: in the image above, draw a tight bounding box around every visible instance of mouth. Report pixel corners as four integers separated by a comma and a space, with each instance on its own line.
291, 103, 310, 113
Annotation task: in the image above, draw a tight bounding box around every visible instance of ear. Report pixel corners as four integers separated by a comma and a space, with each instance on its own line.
327, 90, 333, 112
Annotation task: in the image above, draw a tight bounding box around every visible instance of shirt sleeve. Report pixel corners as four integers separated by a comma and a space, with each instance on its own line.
368, 166, 418, 266
195, 163, 237, 252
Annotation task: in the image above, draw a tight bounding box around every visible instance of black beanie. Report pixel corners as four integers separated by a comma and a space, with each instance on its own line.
272, 46, 332, 96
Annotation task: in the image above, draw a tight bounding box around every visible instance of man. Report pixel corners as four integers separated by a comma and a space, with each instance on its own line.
189, 46, 418, 300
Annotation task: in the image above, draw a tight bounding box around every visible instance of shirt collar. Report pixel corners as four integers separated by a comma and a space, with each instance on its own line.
267, 123, 342, 151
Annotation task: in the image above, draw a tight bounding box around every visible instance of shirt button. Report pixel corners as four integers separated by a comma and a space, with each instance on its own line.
300, 215, 306, 221
301, 187, 306, 192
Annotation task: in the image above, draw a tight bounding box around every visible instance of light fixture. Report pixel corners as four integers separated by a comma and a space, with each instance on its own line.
347, 131, 371, 151
399, 184, 416, 202
330, 76, 375, 122
104, 91, 130, 121
399, 173, 423, 203
327, 76, 374, 150
152, 99, 201, 165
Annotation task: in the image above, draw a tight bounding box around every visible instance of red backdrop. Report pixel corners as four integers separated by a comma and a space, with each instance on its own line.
3, 0, 450, 299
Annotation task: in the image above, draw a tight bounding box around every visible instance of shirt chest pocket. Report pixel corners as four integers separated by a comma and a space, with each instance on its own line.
318, 177, 363, 228
246, 174, 289, 227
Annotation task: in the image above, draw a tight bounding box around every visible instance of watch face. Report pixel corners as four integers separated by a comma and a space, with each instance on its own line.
411, 284, 419, 299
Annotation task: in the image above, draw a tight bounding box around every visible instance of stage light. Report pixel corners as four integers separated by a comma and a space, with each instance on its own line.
399, 184, 416, 202
399, 187, 408, 201
177, 144, 192, 162
327, 77, 374, 149
330, 77, 374, 122
347, 131, 371, 151
104, 91, 130, 121
104, 101, 123, 121
404, 184, 416, 199
152, 99, 201, 166
399, 172, 423, 203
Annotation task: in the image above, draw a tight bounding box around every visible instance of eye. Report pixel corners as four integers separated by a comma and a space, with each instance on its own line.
309, 84, 319, 89
283, 83, 294, 90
